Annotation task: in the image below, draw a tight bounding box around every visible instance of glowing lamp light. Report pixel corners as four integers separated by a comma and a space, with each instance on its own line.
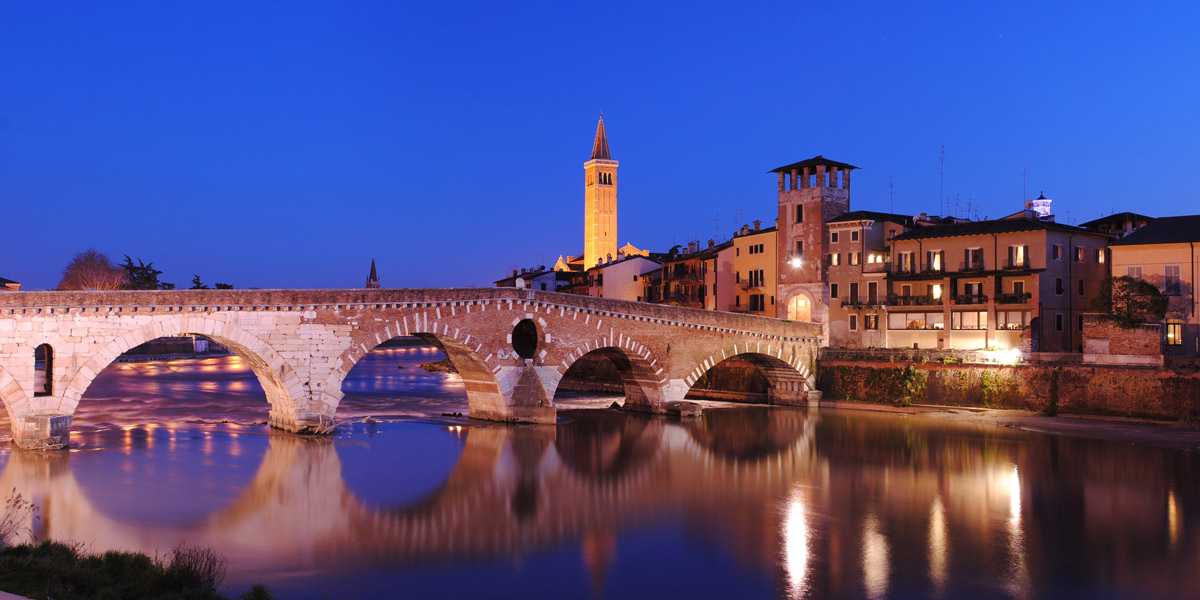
790, 257, 802, 268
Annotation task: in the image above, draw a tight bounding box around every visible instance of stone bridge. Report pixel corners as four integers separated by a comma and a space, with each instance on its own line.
0, 288, 821, 448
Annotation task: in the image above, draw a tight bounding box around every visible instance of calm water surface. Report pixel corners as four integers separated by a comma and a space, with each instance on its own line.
0, 344, 1197, 599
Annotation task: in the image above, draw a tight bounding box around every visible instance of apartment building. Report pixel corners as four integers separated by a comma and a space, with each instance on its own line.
881, 214, 1111, 352
729, 222, 778, 315
1108, 215, 1200, 355
825, 211, 914, 348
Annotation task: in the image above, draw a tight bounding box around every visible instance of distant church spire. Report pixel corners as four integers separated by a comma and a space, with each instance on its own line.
366, 258, 380, 289
591, 114, 611, 160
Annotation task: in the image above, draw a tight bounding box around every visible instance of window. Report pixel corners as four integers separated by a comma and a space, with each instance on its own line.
849, 282, 859, 303
851, 230, 860, 242
1078, 279, 1085, 296
1055, 277, 1064, 295
1078, 315, 1085, 332
898, 252, 915, 273
864, 314, 879, 330
1008, 245, 1029, 268
1053, 245, 1065, 260
931, 284, 943, 300
796, 205, 804, 223
829, 253, 841, 266
1167, 319, 1183, 346
1075, 247, 1086, 262
887, 311, 945, 330
831, 232, 840, 243
1097, 249, 1106, 263
951, 311, 987, 330
1165, 265, 1182, 295
750, 294, 765, 312
1014, 280, 1025, 296
868, 281, 878, 303
997, 311, 1031, 330
831, 283, 839, 298
795, 241, 804, 256
964, 282, 983, 297
849, 315, 858, 330
1127, 266, 1143, 280
964, 248, 984, 270
849, 252, 860, 266
1055, 313, 1064, 332
926, 250, 945, 272
901, 284, 912, 297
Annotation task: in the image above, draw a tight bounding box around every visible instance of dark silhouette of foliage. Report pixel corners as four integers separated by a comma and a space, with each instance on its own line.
58, 249, 127, 290
1090, 275, 1168, 325
190, 275, 210, 290
215, 282, 234, 289
122, 255, 175, 290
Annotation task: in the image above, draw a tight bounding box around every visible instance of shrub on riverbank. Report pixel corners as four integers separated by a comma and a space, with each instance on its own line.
0, 540, 274, 600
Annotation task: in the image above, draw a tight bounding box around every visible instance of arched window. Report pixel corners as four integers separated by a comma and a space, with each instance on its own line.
787, 295, 812, 322
34, 344, 53, 397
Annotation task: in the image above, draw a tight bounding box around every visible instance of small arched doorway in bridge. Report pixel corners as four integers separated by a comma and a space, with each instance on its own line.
787, 294, 812, 322
34, 344, 53, 397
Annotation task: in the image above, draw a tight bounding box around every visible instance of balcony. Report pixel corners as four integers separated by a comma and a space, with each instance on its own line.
1002, 259, 1031, 270
958, 261, 986, 273
886, 294, 942, 306
951, 294, 988, 305
863, 261, 891, 274
995, 292, 1032, 304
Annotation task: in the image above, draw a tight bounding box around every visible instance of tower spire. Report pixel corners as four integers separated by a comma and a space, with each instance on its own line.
591, 114, 611, 160
366, 258, 380, 289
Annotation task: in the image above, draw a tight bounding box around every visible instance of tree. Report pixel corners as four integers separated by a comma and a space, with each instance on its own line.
190, 275, 210, 290
214, 282, 234, 289
57, 249, 127, 290
1091, 275, 1168, 325
121, 255, 174, 290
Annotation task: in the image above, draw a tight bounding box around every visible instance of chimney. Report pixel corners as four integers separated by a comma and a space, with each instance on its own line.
688, 241, 698, 254
708, 239, 715, 249
512, 269, 518, 277
753, 219, 761, 231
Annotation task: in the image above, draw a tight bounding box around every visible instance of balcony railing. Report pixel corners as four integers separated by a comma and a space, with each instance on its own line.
995, 292, 1033, 304
951, 294, 988, 305
863, 261, 891, 274
1002, 259, 1031, 270
958, 261, 986, 272
886, 294, 942, 306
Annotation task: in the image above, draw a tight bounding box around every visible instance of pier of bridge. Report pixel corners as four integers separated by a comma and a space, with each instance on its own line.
0, 288, 821, 449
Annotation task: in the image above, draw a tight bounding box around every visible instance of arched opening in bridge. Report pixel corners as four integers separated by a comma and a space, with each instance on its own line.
683, 406, 811, 461
339, 333, 501, 420
77, 334, 276, 427
554, 347, 662, 411
787, 293, 812, 322
34, 344, 53, 397
688, 353, 810, 406
511, 319, 539, 359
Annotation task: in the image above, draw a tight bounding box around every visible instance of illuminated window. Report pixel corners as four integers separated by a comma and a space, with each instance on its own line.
951, 311, 987, 330
1167, 319, 1183, 346
1053, 245, 1065, 260
829, 253, 840, 266
849, 252, 860, 266
931, 284, 943, 300
1097, 249, 1105, 263
865, 314, 879, 330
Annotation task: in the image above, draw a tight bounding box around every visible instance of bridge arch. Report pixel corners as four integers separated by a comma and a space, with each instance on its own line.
332, 320, 506, 421
550, 335, 667, 412
64, 317, 305, 424
683, 345, 814, 406
0, 361, 29, 426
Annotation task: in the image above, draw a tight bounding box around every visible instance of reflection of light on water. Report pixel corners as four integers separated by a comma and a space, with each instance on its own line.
1005, 464, 1030, 599
782, 487, 810, 599
1168, 489, 1180, 552
928, 496, 947, 595
862, 511, 889, 599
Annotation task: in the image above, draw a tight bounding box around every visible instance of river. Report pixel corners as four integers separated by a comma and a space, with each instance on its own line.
0, 341, 1197, 599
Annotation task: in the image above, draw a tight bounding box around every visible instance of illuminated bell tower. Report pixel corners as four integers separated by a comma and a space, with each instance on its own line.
584, 115, 618, 269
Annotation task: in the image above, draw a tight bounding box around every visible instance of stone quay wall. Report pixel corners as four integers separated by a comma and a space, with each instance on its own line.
819, 356, 1200, 421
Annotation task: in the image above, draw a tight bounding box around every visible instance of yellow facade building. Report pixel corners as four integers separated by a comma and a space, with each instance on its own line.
583, 116, 618, 269
1108, 216, 1200, 355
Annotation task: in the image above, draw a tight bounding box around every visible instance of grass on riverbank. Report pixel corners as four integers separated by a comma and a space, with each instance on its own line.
0, 540, 274, 600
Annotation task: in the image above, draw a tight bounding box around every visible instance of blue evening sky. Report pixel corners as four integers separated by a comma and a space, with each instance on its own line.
2, 1, 1197, 290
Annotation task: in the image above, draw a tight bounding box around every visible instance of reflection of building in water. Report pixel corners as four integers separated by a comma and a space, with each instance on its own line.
0, 412, 1197, 597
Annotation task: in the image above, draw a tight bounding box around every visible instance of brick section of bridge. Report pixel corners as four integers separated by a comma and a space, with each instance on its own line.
0, 288, 821, 449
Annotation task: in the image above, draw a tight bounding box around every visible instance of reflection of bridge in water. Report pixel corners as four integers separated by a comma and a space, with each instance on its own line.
0, 409, 819, 572
4, 409, 1197, 598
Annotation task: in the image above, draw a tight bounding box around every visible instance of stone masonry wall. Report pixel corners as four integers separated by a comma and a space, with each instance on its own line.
819, 358, 1200, 421
1083, 314, 1161, 355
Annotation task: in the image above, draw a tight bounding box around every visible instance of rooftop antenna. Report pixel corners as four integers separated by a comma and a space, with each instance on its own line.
889, 176, 895, 212
939, 146, 945, 216
955, 193, 961, 218
714, 214, 720, 242
1022, 167, 1029, 202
